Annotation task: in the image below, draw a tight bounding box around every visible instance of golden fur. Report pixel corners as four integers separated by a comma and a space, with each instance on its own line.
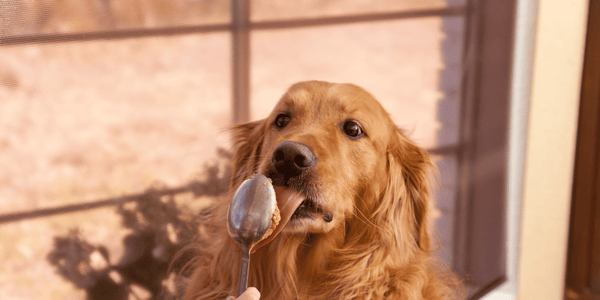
183, 81, 463, 300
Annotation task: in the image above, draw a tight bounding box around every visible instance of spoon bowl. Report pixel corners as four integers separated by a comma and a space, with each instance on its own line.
227, 174, 276, 296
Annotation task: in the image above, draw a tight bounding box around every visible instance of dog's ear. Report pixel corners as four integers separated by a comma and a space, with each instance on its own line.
230, 120, 267, 188
386, 130, 433, 252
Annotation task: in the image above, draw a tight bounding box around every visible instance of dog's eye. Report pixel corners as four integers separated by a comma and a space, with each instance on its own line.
342, 120, 364, 138
274, 114, 291, 129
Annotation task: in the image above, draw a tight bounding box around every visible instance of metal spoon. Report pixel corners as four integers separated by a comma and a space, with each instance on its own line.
227, 174, 277, 297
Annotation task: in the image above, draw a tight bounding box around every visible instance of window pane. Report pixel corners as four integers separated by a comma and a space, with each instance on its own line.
1, 0, 230, 37
0, 33, 230, 211
251, 0, 466, 21
0, 34, 230, 298
431, 154, 459, 267
250, 16, 465, 150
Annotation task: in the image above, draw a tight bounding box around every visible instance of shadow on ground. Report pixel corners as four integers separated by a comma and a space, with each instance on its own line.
47, 149, 233, 300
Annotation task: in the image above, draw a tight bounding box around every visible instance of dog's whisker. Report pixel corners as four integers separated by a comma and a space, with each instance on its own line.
352, 204, 385, 232
339, 183, 385, 232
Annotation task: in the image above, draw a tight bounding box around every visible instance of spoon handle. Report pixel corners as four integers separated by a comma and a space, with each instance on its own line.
237, 249, 251, 297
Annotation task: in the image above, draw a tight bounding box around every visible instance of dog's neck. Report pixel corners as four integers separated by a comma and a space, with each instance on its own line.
250, 225, 359, 299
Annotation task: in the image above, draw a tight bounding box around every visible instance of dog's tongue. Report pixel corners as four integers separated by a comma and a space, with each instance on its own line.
252, 187, 304, 252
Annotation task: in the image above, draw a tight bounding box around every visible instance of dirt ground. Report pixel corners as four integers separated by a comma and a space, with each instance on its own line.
0, 2, 462, 299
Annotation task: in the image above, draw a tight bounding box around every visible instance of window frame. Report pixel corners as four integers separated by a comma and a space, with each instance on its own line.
478, 0, 536, 297
451, 0, 517, 296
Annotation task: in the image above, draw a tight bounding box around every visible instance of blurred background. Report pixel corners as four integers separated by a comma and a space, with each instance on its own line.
0, 0, 594, 299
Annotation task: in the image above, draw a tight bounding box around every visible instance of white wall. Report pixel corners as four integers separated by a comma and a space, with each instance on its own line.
517, 0, 588, 299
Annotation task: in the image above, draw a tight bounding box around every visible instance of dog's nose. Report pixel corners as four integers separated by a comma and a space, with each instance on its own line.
271, 141, 317, 176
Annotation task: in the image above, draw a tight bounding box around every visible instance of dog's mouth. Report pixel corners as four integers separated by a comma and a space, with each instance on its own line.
271, 185, 334, 230
263, 168, 326, 221
251, 185, 332, 252
291, 196, 330, 221
252, 186, 304, 251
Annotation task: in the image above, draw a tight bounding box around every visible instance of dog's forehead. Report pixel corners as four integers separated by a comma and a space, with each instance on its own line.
277, 82, 391, 122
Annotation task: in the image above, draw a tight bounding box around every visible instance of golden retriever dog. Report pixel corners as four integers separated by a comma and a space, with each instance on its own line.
183, 81, 462, 299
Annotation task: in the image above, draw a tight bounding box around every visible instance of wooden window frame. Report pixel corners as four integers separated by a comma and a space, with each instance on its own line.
566, 0, 600, 295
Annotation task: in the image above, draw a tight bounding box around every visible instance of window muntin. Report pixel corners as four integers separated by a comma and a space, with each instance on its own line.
250, 0, 464, 21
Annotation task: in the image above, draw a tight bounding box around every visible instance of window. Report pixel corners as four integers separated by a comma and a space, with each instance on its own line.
0, 1, 520, 298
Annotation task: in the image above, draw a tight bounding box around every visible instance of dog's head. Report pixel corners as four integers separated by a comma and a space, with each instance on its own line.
230, 80, 432, 251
